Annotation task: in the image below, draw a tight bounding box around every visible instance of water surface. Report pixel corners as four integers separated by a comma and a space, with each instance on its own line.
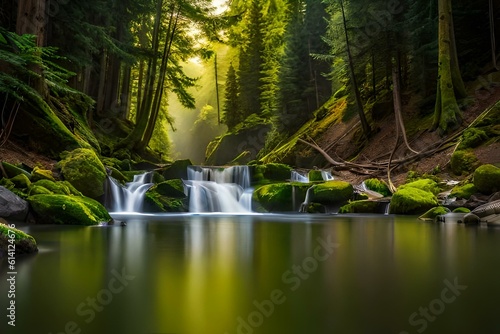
1, 214, 499, 334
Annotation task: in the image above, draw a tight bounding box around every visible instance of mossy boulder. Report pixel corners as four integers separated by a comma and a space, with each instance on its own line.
252, 163, 292, 184
254, 183, 294, 212
162, 159, 192, 180
308, 170, 324, 182
144, 179, 187, 212
29, 179, 81, 196
28, 194, 111, 225
0, 186, 29, 220
450, 183, 477, 200
474, 164, 500, 195
339, 200, 382, 214
58, 148, 107, 198
399, 179, 440, 195
106, 166, 128, 183
390, 187, 438, 214
10, 174, 31, 189
31, 166, 56, 182
312, 181, 353, 205
458, 128, 489, 150
418, 206, 450, 221
364, 178, 392, 197
28, 185, 53, 195
451, 149, 480, 175
1, 162, 31, 179
453, 207, 471, 213
0, 223, 38, 256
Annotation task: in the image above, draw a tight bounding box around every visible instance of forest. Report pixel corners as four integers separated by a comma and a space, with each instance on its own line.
0, 0, 499, 189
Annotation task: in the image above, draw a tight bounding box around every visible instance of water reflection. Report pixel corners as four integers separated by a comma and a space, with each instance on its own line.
2, 215, 500, 334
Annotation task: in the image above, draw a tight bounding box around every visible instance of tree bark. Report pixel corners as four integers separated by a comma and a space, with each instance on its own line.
339, 0, 371, 138
433, 0, 463, 134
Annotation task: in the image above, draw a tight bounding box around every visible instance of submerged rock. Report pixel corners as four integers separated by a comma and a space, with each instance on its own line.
57, 148, 107, 198
339, 200, 386, 214
28, 194, 111, 225
462, 199, 500, 226
0, 222, 38, 256
418, 206, 451, 221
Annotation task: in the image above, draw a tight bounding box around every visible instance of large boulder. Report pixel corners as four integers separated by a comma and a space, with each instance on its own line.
364, 178, 392, 197
398, 179, 440, 195
144, 179, 188, 212
253, 183, 296, 212
252, 163, 293, 185
162, 159, 192, 180
312, 181, 353, 205
390, 187, 438, 214
0, 222, 38, 256
474, 164, 500, 195
57, 148, 107, 198
450, 183, 478, 200
0, 187, 29, 221
28, 194, 111, 225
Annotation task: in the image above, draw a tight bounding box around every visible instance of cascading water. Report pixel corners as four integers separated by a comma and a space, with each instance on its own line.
185, 166, 253, 213
291, 170, 334, 183
107, 172, 154, 212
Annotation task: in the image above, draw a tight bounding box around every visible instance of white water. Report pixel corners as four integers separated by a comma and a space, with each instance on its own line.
299, 185, 316, 213
108, 172, 154, 212
186, 166, 253, 213
291, 170, 334, 183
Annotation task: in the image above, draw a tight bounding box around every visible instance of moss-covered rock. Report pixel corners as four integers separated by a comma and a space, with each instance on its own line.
10, 173, 31, 189
28, 194, 111, 225
390, 188, 438, 214
253, 183, 294, 212
57, 148, 107, 198
30, 179, 78, 195
474, 164, 500, 195
453, 207, 471, 213
31, 166, 56, 182
1, 162, 31, 179
418, 206, 450, 221
308, 170, 324, 182
339, 200, 381, 214
399, 179, 440, 195
162, 159, 192, 180
312, 181, 353, 205
364, 178, 392, 197
252, 163, 292, 184
0, 222, 38, 256
106, 166, 128, 183
144, 179, 187, 212
450, 183, 477, 200
458, 128, 489, 150
28, 185, 53, 195
450, 149, 480, 175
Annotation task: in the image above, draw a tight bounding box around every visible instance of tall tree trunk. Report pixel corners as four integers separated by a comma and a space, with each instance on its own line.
138, 4, 180, 151
96, 50, 108, 116
120, 65, 132, 120
433, 0, 463, 134
117, 0, 163, 151
490, 0, 499, 70
340, 0, 371, 138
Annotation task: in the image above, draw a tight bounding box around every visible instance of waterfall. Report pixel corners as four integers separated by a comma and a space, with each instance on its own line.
186, 166, 253, 213
291, 170, 334, 183
299, 185, 316, 213
107, 172, 154, 212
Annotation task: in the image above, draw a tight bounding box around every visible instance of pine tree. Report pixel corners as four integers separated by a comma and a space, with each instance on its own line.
222, 63, 240, 130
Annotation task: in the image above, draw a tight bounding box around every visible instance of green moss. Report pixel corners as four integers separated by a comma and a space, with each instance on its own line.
28, 194, 111, 225
339, 200, 380, 214
458, 128, 489, 150
57, 148, 107, 198
453, 207, 471, 213
450, 149, 480, 175
364, 178, 392, 197
1, 162, 31, 179
418, 206, 450, 221
0, 223, 38, 255
450, 183, 477, 199
31, 166, 56, 182
28, 185, 53, 195
144, 179, 187, 212
10, 174, 31, 189
312, 181, 353, 204
253, 183, 294, 212
0, 178, 15, 190
399, 179, 440, 195
308, 170, 323, 182
474, 164, 500, 195
30, 180, 72, 195
107, 166, 128, 183
390, 188, 438, 215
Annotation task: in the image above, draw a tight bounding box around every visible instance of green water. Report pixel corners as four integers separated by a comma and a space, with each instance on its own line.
1, 214, 500, 334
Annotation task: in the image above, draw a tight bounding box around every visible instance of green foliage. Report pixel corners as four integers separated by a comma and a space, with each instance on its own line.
222, 63, 241, 129
474, 164, 500, 195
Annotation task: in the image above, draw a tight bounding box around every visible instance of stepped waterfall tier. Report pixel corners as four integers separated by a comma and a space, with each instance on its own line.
185, 166, 253, 213
106, 172, 154, 212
